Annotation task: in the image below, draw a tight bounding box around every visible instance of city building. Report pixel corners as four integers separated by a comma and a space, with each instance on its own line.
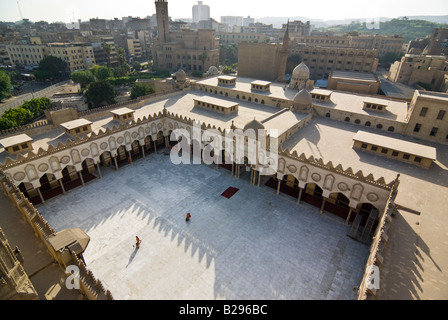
327, 70, 381, 95
289, 44, 378, 78
388, 54, 448, 92
152, 0, 219, 72
192, 1, 210, 23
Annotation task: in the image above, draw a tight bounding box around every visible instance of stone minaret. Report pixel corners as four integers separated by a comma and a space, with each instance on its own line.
277, 20, 290, 83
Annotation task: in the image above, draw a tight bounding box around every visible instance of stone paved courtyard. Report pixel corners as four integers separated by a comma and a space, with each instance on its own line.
37, 152, 369, 300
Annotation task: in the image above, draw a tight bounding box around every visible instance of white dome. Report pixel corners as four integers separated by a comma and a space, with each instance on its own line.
292, 62, 310, 79
207, 66, 219, 75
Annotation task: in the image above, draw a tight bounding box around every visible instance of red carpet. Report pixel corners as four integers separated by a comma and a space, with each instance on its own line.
221, 187, 239, 199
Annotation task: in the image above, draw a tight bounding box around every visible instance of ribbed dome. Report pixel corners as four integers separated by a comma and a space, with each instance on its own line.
175, 69, 186, 80
207, 66, 219, 75
293, 88, 312, 106
292, 62, 310, 79
244, 118, 265, 132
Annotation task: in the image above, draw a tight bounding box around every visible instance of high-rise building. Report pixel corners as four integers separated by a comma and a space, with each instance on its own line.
192, 1, 210, 23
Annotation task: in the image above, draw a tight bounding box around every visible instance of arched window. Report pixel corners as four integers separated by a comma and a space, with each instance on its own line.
365, 121, 371, 127
344, 117, 350, 122
376, 124, 383, 129
388, 126, 395, 132
355, 119, 361, 124
325, 113, 331, 118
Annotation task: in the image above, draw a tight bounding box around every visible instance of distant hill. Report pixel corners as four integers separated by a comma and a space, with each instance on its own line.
323, 18, 448, 42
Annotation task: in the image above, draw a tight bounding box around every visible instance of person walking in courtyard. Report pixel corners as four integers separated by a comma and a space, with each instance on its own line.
135, 236, 141, 248
186, 213, 191, 222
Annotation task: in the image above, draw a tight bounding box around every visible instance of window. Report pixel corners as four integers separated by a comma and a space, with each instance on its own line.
344, 117, 350, 122
361, 143, 368, 149
381, 148, 388, 154
371, 146, 378, 152
12, 145, 20, 152
392, 151, 399, 157
419, 107, 428, 117
355, 119, 361, 124
388, 126, 395, 132
414, 157, 422, 163
21, 143, 28, 149
376, 124, 383, 129
414, 123, 421, 132
430, 127, 438, 136
437, 110, 446, 120
403, 154, 410, 160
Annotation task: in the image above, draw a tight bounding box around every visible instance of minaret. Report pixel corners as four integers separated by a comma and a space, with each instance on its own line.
277, 20, 290, 83
155, 0, 170, 44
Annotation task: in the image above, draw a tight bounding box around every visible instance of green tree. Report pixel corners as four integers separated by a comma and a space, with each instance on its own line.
222, 66, 232, 74
0, 117, 16, 130
130, 83, 154, 100
89, 65, 114, 81
115, 47, 130, 77
85, 81, 116, 107
102, 42, 112, 68
0, 70, 12, 100
36, 56, 68, 80
198, 52, 208, 73
21, 97, 52, 118
1, 107, 33, 127
71, 70, 95, 88
132, 61, 142, 72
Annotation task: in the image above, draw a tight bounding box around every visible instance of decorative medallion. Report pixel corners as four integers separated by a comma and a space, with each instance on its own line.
145, 127, 151, 134
132, 132, 138, 139
117, 137, 124, 144
60, 156, 70, 164
338, 182, 349, 191
100, 142, 108, 150
81, 149, 90, 157
311, 173, 321, 182
13, 172, 25, 181
157, 123, 163, 130
367, 193, 379, 202
168, 122, 174, 129
38, 163, 49, 172
287, 165, 297, 173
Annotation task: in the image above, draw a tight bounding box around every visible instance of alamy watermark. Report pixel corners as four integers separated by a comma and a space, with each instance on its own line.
366, 265, 380, 290
169, 122, 279, 176
65, 265, 80, 290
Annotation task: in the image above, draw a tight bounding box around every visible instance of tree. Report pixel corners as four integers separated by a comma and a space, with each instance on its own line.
130, 83, 154, 100
85, 81, 116, 107
198, 52, 208, 73
115, 47, 130, 77
132, 61, 141, 72
36, 56, 68, 80
1, 107, 33, 127
222, 66, 232, 74
0, 70, 12, 100
102, 42, 112, 68
21, 97, 52, 118
89, 65, 113, 81
71, 70, 95, 88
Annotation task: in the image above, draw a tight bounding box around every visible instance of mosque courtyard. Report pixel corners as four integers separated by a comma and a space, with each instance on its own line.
37, 152, 369, 300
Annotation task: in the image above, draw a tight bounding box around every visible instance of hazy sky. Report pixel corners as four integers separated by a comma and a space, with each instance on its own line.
0, 0, 447, 23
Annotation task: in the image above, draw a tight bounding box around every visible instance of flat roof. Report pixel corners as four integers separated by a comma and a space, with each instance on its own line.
0, 134, 33, 148
310, 89, 333, 96
330, 71, 379, 83
60, 118, 93, 130
194, 96, 239, 109
418, 90, 448, 102
353, 130, 437, 160
111, 107, 135, 116
251, 80, 271, 86
218, 75, 237, 81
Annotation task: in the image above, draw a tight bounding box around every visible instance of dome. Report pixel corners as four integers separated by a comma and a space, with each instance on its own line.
175, 69, 186, 80
244, 118, 265, 133
293, 88, 312, 106
292, 62, 310, 79
207, 66, 219, 75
